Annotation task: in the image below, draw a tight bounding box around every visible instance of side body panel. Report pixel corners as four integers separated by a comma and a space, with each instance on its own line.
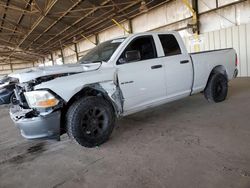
163, 54, 193, 97
117, 58, 167, 112
115, 34, 167, 112
154, 33, 193, 98
114, 32, 194, 115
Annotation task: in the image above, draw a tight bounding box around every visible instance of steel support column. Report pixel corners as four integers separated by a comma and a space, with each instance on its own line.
50, 52, 54, 65
60, 48, 64, 64
192, 0, 199, 34
74, 43, 79, 61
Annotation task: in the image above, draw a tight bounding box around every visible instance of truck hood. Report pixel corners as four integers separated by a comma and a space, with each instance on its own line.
9, 63, 101, 83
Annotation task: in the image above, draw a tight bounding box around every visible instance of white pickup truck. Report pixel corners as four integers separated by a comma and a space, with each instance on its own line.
9, 31, 238, 147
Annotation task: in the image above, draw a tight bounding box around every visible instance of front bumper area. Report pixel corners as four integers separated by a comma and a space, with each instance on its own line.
10, 105, 61, 140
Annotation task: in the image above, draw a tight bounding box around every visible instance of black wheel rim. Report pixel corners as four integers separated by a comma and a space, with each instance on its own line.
80, 107, 108, 138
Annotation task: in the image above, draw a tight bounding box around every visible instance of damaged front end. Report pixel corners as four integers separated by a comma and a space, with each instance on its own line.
10, 105, 61, 140
98, 81, 124, 116
9, 68, 124, 141
10, 78, 64, 140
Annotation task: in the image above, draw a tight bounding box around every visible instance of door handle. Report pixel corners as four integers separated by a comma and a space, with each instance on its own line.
151, 65, 162, 69
180, 60, 189, 64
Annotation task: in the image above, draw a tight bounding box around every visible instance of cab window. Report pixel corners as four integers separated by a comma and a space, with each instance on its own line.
118, 35, 157, 64
158, 34, 181, 56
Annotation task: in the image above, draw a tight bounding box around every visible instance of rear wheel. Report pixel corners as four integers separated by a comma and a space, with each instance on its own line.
66, 96, 115, 148
204, 73, 228, 103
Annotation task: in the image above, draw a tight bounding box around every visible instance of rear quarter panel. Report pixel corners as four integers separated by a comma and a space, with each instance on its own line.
191, 49, 236, 93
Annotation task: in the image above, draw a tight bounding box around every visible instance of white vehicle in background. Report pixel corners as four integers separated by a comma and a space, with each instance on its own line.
9, 31, 238, 147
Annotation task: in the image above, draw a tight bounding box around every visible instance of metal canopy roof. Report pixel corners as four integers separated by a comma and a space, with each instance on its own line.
0, 0, 167, 64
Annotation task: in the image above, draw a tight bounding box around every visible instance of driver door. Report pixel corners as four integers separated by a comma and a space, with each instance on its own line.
117, 35, 167, 113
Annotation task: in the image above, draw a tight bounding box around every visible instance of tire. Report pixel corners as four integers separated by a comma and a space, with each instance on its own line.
10, 93, 18, 105
204, 73, 228, 103
66, 96, 115, 148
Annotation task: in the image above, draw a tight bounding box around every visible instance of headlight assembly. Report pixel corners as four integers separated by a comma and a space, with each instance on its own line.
24, 90, 59, 108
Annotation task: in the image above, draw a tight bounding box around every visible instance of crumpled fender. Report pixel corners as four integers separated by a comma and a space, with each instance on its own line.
85, 81, 124, 115
34, 66, 124, 116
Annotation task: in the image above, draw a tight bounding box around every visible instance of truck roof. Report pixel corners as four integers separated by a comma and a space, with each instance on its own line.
111, 30, 179, 40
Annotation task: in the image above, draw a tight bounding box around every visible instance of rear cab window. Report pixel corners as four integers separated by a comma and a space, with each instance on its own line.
158, 34, 182, 56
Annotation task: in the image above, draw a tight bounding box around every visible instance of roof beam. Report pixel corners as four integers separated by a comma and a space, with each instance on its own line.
39, 8, 115, 52
0, 0, 10, 33
0, 17, 29, 32
25, 0, 83, 49
49, 1, 138, 15
0, 54, 36, 62
0, 45, 45, 57
42, 0, 168, 53
0, 1, 37, 13
0, 25, 24, 34
8, 0, 33, 42
0, 51, 44, 59
41, 0, 140, 52
0, 38, 18, 46
3, 0, 59, 63
35, 0, 112, 50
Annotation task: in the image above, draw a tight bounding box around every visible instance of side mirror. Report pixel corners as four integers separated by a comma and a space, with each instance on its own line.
125, 50, 141, 62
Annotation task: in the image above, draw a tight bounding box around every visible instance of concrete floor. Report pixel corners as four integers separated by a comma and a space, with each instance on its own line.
0, 78, 250, 188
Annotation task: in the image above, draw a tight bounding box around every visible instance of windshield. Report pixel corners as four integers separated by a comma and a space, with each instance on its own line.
79, 38, 125, 63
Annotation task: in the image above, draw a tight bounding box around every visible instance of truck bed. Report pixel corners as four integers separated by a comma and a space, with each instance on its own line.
190, 48, 237, 94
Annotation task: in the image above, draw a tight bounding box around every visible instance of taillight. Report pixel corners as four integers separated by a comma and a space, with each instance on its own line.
235, 54, 238, 67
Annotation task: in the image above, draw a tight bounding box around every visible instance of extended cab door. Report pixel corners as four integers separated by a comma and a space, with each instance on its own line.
157, 34, 193, 98
117, 35, 167, 113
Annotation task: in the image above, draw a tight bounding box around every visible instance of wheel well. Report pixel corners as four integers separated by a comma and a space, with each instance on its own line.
67, 87, 105, 107
210, 65, 228, 80
60, 87, 116, 134
204, 65, 228, 91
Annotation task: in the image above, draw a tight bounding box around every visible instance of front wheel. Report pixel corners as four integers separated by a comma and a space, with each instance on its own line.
204, 73, 228, 103
66, 96, 115, 148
